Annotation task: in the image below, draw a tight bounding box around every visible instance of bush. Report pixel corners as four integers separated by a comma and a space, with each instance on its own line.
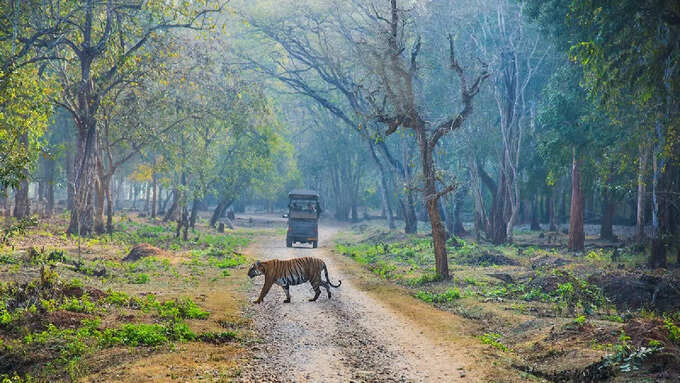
197, 331, 237, 344
157, 298, 210, 321
415, 288, 461, 303
479, 332, 508, 351
101, 322, 195, 347
129, 273, 150, 284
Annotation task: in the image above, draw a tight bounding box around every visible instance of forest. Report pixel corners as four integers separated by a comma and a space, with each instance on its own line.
0, 0, 679, 382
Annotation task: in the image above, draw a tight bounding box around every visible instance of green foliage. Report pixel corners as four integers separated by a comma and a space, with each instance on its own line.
550, 270, 608, 315
101, 322, 195, 347
129, 273, 150, 284
478, 333, 508, 352
415, 288, 461, 304
197, 330, 238, 344
406, 273, 441, 287
156, 298, 210, 321
59, 295, 97, 314
572, 315, 587, 327
664, 316, 680, 344
1, 217, 38, 245
601, 330, 662, 372
0, 66, 54, 188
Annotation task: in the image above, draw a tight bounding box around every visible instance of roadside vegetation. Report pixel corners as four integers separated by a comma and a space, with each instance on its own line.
336, 223, 680, 382
0, 214, 254, 381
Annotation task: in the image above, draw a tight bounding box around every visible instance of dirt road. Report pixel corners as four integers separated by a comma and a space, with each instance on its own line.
237, 224, 477, 383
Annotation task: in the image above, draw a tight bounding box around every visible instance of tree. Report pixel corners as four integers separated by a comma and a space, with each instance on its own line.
361, 0, 488, 279
23, 0, 224, 235
537, 64, 593, 252
469, 0, 551, 243
526, 0, 680, 265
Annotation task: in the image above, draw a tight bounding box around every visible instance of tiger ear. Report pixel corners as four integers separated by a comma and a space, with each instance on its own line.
255, 260, 261, 266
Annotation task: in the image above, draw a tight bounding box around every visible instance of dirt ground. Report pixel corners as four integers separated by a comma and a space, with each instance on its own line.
235, 223, 521, 383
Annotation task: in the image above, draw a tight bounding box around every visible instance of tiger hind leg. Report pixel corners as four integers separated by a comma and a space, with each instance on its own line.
309, 278, 321, 302
320, 280, 331, 299
282, 285, 291, 303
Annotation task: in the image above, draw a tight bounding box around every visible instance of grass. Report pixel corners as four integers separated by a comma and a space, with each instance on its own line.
415, 288, 461, 304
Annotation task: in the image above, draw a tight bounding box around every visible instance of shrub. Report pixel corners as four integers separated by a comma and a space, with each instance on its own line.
197, 331, 238, 344
664, 316, 680, 344
406, 273, 440, 287
129, 273, 150, 284
415, 288, 461, 304
157, 298, 209, 320
479, 332, 508, 351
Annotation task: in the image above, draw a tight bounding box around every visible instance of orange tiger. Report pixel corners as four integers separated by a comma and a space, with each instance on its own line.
247, 256, 341, 303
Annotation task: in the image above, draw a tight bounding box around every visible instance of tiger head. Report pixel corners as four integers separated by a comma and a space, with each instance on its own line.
247, 261, 264, 278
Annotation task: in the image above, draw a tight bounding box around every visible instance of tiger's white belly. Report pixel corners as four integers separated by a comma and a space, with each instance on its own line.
275, 275, 309, 287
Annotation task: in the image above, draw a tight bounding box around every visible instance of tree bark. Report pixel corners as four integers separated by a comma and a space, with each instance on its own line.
105, 179, 113, 234
549, 187, 557, 231
46, 157, 55, 218
415, 126, 449, 279
144, 183, 150, 213
13, 180, 30, 219
151, 176, 157, 218
210, 197, 233, 227
635, 144, 649, 242
369, 141, 395, 229
94, 155, 106, 234
13, 133, 30, 219
189, 198, 199, 228
163, 189, 179, 222
568, 149, 585, 252
451, 188, 467, 236
599, 185, 616, 241
530, 195, 541, 231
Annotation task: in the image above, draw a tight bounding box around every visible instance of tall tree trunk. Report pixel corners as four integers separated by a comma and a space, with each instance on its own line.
416, 127, 449, 279
369, 141, 395, 229
151, 176, 158, 219
13, 133, 30, 219
549, 187, 557, 231
635, 144, 649, 243
1, 188, 7, 217
452, 188, 467, 236
568, 149, 585, 252
164, 189, 179, 222
489, 170, 508, 244
189, 198, 199, 229
210, 197, 233, 227
600, 189, 616, 241
94, 155, 106, 233
13, 180, 30, 219
530, 195, 541, 231
144, 183, 150, 213
105, 179, 114, 234
46, 157, 55, 218
403, 192, 418, 234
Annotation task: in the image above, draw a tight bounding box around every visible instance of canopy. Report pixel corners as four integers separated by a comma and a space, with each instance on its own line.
288, 189, 320, 200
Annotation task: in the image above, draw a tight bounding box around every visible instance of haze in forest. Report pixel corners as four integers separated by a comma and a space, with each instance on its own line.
1, 0, 679, 381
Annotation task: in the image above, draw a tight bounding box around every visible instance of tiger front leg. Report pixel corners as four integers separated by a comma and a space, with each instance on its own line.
282, 285, 291, 303
254, 279, 274, 304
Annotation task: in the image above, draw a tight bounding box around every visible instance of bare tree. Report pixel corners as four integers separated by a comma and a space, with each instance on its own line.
362, 0, 488, 279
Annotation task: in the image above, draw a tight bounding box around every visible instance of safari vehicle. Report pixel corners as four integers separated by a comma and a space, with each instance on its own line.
284, 189, 321, 248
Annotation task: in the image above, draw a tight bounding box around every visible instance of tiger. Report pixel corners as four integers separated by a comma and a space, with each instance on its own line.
247, 256, 342, 304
